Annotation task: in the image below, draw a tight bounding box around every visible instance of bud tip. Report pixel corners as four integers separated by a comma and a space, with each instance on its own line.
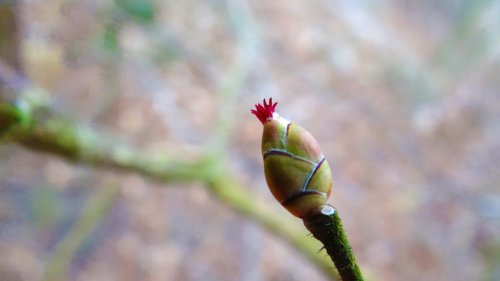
251, 98, 278, 124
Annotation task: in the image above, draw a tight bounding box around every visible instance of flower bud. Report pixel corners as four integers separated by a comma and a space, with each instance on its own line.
251, 98, 332, 218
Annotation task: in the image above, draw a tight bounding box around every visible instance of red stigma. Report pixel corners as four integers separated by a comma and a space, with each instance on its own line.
251, 98, 278, 124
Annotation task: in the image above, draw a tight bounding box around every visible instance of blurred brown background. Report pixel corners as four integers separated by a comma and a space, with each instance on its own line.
1, 0, 500, 280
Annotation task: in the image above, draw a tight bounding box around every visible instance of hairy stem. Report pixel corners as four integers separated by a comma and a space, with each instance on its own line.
304, 205, 364, 281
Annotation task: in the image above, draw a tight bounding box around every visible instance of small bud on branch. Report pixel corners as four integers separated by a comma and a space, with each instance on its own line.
252, 98, 332, 218
252, 98, 364, 281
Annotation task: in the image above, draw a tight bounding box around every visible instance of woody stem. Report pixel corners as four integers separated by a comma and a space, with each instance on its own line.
303, 205, 364, 281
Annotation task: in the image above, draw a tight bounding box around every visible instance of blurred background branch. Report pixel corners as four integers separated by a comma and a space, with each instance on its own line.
43, 181, 120, 281
0, 1, 20, 72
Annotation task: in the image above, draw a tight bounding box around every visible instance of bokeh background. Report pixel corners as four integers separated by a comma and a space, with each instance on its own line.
1, 0, 500, 280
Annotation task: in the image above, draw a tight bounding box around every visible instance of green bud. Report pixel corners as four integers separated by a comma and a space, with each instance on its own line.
252, 98, 333, 218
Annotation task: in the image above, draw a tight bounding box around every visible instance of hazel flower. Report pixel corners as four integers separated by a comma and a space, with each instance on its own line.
252, 98, 332, 218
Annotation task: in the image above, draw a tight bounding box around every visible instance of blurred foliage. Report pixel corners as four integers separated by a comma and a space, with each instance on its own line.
1, 0, 500, 281
30, 186, 60, 230
114, 0, 155, 23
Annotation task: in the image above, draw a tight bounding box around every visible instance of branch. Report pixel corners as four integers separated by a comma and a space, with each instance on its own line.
304, 205, 365, 281
0, 97, 212, 183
